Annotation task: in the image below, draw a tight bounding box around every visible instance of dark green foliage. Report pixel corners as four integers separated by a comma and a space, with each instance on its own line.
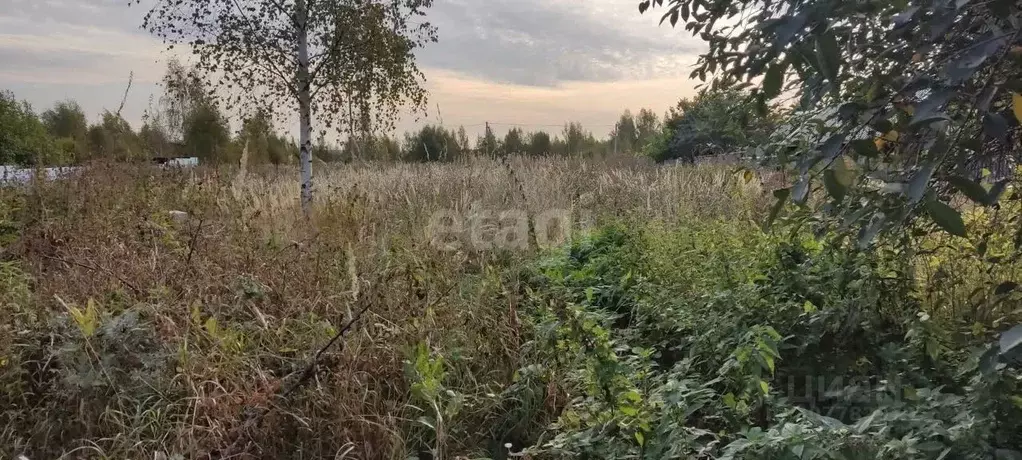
183, 102, 231, 164
640, 0, 1022, 240
516, 217, 1022, 458
502, 127, 526, 156
557, 122, 601, 157
405, 125, 465, 162
239, 108, 298, 165
87, 111, 142, 162
527, 131, 553, 156
139, 122, 174, 159
478, 124, 500, 157
41, 100, 89, 162
645, 87, 777, 163
0, 91, 53, 165
634, 108, 662, 151
610, 110, 639, 153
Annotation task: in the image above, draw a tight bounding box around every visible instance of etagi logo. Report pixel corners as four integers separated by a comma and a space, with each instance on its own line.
426, 205, 587, 251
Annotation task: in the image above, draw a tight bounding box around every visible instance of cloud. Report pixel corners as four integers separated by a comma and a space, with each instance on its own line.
417, 0, 704, 86
395, 68, 698, 139
0, 9, 166, 85
0, 0, 703, 138
4, 0, 152, 33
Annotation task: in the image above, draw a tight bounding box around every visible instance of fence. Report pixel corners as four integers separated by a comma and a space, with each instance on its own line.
1, 157, 200, 186
0, 165, 81, 185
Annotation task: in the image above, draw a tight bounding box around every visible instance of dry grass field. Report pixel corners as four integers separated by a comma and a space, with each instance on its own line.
0, 156, 770, 459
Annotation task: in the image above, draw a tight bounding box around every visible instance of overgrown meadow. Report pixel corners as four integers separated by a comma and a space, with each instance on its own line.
1, 157, 1021, 459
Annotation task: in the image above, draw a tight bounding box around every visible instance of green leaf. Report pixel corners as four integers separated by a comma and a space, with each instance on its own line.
819, 134, 846, 161
926, 199, 967, 237
803, 300, 817, 313
999, 325, 1022, 355
823, 169, 846, 202
949, 175, 989, 204
858, 213, 886, 248
987, 179, 1010, 205
985, 112, 1009, 141
764, 188, 790, 230
722, 392, 737, 408
850, 139, 879, 158
762, 353, 776, 374
994, 449, 1022, 460
417, 415, 436, 430
635, 431, 645, 446
926, 337, 940, 360
759, 379, 770, 395
762, 61, 785, 98
907, 162, 935, 204
618, 404, 639, 416
944, 33, 1008, 84
773, 13, 809, 49
833, 156, 856, 186
910, 90, 953, 127
793, 175, 810, 203
815, 32, 840, 83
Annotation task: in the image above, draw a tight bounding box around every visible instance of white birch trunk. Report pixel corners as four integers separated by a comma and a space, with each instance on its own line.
297, 0, 313, 214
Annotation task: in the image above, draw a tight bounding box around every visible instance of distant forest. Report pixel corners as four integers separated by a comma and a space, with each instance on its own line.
1, 60, 780, 167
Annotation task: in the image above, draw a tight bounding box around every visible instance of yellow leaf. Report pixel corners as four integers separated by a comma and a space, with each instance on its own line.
884, 130, 900, 142
911, 53, 923, 63
1012, 93, 1022, 125
874, 138, 886, 151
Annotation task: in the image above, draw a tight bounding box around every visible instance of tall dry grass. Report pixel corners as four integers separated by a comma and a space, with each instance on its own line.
0, 156, 770, 459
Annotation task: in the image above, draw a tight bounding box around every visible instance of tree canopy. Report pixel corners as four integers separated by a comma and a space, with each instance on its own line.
642, 0, 1022, 243
0, 92, 53, 165
645, 87, 777, 163
136, 0, 437, 210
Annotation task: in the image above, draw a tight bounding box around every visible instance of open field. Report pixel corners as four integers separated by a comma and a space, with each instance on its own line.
0, 157, 770, 458
3, 157, 1022, 459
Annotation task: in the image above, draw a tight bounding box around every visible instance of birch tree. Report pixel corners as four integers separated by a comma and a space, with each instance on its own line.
135, 0, 436, 212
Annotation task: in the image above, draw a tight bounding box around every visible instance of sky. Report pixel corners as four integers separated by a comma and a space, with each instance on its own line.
0, 0, 705, 140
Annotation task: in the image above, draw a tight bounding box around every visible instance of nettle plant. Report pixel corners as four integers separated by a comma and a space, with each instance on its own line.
641, 0, 1022, 247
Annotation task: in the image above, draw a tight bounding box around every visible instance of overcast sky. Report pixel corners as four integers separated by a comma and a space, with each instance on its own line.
0, 0, 704, 139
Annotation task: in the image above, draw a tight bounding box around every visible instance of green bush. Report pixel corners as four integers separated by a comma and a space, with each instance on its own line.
515, 217, 1022, 459
0, 91, 53, 165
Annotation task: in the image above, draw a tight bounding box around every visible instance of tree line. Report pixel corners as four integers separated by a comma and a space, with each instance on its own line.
2, 68, 779, 167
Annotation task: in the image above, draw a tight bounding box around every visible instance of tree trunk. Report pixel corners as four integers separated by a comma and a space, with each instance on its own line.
297, 0, 313, 214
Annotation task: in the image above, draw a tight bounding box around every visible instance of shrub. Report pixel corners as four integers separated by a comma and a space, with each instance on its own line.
517, 213, 1022, 459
